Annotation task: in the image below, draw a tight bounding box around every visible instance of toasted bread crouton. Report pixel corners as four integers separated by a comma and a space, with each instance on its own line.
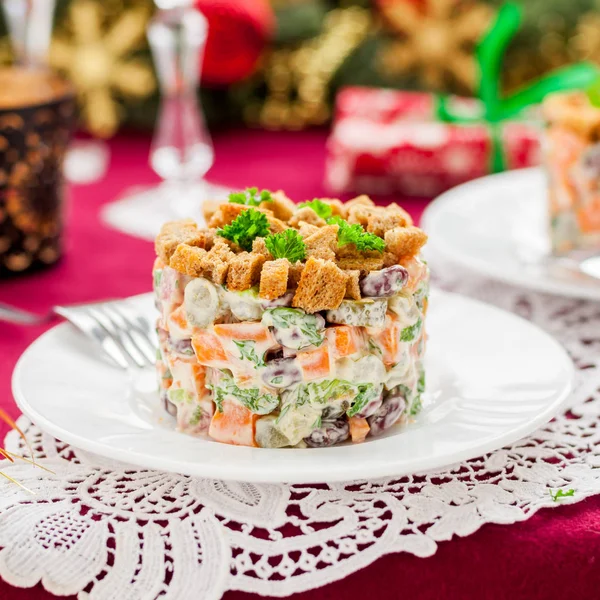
208, 203, 248, 228
252, 237, 273, 259
386, 203, 413, 226
201, 238, 235, 284
155, 219, 205, 263
337, 256, 385, 274
385, 226, 428, 259
304, 225, 339, 261
346, 205, 373, 229
266, 190, 296, 221
259, 258, 289, 299
383, 251, 397, 267
169, 243, 208, 277
320, 198, 345, 217
267, 215, 288, 234
298, 222, 320, 238
366, 211, 410, 238
342, 194, 375, 217
202, 199, 222, 224
288, 261, 305, 287
292, 257, 349, 313
344, 270, 361, 300
226, 252, 267, 291
289, 207, 327, 228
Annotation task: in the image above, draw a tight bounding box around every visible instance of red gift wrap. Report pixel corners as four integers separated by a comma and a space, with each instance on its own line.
325, 87, 542, 198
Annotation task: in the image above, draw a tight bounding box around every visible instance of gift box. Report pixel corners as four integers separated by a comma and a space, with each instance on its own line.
325, 86, 542, 198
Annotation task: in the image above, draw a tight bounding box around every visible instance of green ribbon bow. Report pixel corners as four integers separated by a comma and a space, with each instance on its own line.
436, 2, 599, 172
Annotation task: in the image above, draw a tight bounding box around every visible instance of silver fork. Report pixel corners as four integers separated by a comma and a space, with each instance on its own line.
0, 299, 156, 370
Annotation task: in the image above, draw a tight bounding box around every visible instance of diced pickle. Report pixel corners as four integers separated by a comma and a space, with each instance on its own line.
326, 298, 388, 327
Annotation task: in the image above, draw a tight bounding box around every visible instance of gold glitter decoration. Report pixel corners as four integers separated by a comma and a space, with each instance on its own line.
49, 0, 155, 138
378, 0, 493, 93
246, 7, 371, 130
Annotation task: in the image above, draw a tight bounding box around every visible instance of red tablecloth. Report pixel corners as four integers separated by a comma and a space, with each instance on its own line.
1, 130, 600, 600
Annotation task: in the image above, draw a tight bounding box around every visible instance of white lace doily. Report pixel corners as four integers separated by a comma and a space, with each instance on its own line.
1, 266, 600, 600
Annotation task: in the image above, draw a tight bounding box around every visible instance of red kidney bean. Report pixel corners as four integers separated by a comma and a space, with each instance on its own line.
360, 265, 409, 298
304, 418, 350, 447
368, 391, 407, 436
261, 357, 303, 388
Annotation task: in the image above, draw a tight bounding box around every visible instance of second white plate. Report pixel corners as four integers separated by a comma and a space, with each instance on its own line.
12, 290, 573, 483
421, 167, 600, 300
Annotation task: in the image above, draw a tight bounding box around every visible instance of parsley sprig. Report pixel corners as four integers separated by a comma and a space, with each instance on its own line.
229, 187, 272, 207
233, 340, 266, 368
400, 318, 422, 342
550, 488, 575, 502
265, 229, 306, 262
327, 216, 385, 253
298, 199, 332, 220
218, 208, 270, 251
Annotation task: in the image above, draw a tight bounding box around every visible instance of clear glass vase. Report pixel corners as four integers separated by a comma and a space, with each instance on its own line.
102, 3, 230, 240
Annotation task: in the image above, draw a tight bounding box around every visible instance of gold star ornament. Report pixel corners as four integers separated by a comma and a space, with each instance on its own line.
377, 0, 493, 94
50, 0, 156, 138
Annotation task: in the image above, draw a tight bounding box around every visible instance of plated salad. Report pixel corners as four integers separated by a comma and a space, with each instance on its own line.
544, 91, 600, 253
154, 189, 429, 448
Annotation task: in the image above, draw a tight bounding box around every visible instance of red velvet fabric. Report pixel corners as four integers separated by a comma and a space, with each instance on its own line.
1, 130, 598, 600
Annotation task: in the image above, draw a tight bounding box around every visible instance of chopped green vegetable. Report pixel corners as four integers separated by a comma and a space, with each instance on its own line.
218, 208, 270, 251
368, 338, 383, 357
229, 187, 272, 206
265, 229, 306, 262
550, 488, 575, 502
167, 388, 194, 404
417, 369, 425, 394
271, 376, 283, 385
189, 406, 204, 426
264, 307, 325, 348
400, 318, 422, 342
587, 78, 600, 107
153, 269, 162, 291
346, 383, 382, 418
233, 340, 265, 368
312, 415, 322, 429
327, 216, 385, 253
298, 199, 332, 219
211, 373, 279, 415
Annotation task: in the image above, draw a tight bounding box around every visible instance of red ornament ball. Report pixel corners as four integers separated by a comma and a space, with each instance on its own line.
195, 0, 275, 87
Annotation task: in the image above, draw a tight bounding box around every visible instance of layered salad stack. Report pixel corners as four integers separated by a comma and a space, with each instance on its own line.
544, 91, 600, 253
153, 189, 429, 448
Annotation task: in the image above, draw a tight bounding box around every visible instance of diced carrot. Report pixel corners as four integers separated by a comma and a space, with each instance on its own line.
371, 312, 401, 366
192, 364, 210, 399
326, 325, 362, 357
296, 345, 331, 381
209, 398, 258, 447
577, 197, 600, 233
214, 322, 274, 344
349, 416, 370, 443
192, 330, 228, 365
169, 305, 188, 331
400, 256, 428, 293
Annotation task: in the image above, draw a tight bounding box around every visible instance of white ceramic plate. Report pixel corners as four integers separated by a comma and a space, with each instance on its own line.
13, 290, 573, 484
421, 167, 600, 300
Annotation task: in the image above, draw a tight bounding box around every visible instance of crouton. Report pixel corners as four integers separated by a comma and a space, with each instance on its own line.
265, 190, 296, 221
155, 219, 205, 263
298, 222, 320, 238
201, 238, 235, 284
344, 270, 361, 300
226, 252, 267, 291
288, 261, 305, 287
342, 194, 375, 217
208, 203, 248, 228
320, 198, 345, 217
289, 207, 326, 228
304, 225, 339, 261
259, 259, 289, 299
202, 199, 222, 224
385, 226, 428, 259
346, 205, 373, 229
366, 211, 410, 238
252, 237, 273, 259
386, 203, 413, 226
292, 257, 349, 313
337, 256, 385, 274
169, 243, 207, 277
267, 215, 288, 234
383, 251, 398, 267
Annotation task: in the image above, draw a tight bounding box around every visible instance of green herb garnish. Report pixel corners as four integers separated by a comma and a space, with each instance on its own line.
265, 229, 306, 262
189, 406, 204, 426
233, 340, 266, 368
550, 488, 575, 502
346, 383, 383, 418
400, 318, 422, 342
298, 199, 333, 220
153, 269, 162, 291
229, 187, 272, 207
167, 388, 193, 404
271, 376, 283, 385
218, 208, 270, 251
327, 216, 385, 253
212, 372, 279, 415
264, 307, 325, 348
587, 78, 600, 108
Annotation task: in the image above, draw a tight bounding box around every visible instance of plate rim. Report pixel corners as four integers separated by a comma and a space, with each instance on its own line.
421, 167, 600, 302
12, 289, 575, 483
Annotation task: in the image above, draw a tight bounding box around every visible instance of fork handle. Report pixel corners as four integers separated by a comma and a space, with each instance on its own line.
0, 302, 49, 325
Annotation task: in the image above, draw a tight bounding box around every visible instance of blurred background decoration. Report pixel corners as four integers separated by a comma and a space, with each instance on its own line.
1, 0, 600, 136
